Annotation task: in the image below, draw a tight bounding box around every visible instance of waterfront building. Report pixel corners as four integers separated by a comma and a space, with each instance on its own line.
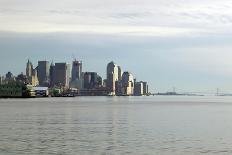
33, 87, 49, 97
103, 79, 107, 87
70, 60, 83, 89
37, 61, 50, 86
71, 60, 82, 81
83, 72, 101, 89
97, 75, 103, 87
69, 79, 83, 89
54, 63, 70, 89
121, 71, 134, 96
26, 60, 39, 86
0, 83, 35, 98
118, 66, 122, 81
142, 82, 149, 95
106, 61, 119, 95
115, 80, 123, 95
26, 59, 33, 77
49, 62, 55, 87
31, 68, 39, 86
134, 81, 144, 96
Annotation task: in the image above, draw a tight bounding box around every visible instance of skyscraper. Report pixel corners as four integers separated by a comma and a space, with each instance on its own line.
106, 61, 119, 95
70, 60, 83, 89
71, 60, 82, 81
37, 61, 50, 86
142, 82, 149, 95
49, 62, 55, 87
134, 81, 144, 96
54, 63, 70, 88
26, 59, 33, 77
26, 59, 39, 86
83, 72, 98, 89
121, 71, 134, 96
118, 66, 122, 81
31, 68, 39, 86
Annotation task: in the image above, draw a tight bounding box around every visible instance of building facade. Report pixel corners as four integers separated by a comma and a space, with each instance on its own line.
26, 60, 39, 86
142, 82, 149, 95
106, 61, 119, 95
31, 68, 39, 86
71, 60, 82, 81
121, 71, 134, 96
134, 81, 144, 96
26, 59, 33, 77
83, 72, 102, 89
49, 62, 55, 87
37, 61, 50, 86
70, 60, 83, 89
54, 63, 70, 88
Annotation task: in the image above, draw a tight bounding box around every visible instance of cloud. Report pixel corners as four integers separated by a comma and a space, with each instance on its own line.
1, 0, 232, 36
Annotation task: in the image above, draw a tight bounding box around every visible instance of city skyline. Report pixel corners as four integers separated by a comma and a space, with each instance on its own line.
0, 59, 149, 96
1, 0, 232, 93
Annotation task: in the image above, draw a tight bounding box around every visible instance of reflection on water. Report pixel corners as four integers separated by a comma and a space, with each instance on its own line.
1, 96, 232, 154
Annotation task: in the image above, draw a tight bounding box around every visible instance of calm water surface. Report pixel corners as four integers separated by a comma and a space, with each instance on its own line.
1, 96, 232, 155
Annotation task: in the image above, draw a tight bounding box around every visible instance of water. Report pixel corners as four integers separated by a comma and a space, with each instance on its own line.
1, 96, 232, 155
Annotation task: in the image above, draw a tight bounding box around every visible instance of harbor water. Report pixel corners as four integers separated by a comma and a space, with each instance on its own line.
1, 96, 232, 155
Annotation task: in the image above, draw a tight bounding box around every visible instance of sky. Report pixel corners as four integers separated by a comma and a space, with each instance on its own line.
1, 0, 232, 93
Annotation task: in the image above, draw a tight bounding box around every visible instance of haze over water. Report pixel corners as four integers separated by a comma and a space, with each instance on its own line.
1, 96, 232, 155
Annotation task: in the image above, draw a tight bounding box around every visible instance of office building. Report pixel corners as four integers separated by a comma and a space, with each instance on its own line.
121, 71, 134, 96
49, 62, 55, 87
143, 82, 149, 95
37, 61, 50, 86
70, 60, 83, 89
134, 81, 144, 96
106, 61, 119, 95
26, 59, 33, 77
54, 63, 70, 88
31, 68, 39, 86
71, 60, 82, 81
26, 60, 39, 86
83, 72, 102, 89
118, 66, 122, 81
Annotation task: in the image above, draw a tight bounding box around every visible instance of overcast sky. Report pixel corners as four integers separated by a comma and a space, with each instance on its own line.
1, 0, 232, 93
